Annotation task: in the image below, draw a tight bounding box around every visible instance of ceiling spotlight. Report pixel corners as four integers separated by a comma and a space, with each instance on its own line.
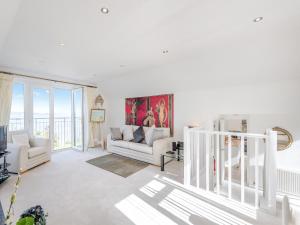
162, 50, 168, 54
101, 7, 109, 14
253, 17, 263, 22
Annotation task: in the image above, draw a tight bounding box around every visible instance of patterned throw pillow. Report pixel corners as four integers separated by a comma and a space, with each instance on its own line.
110, 128, 122, 140
133, 126, 145, 143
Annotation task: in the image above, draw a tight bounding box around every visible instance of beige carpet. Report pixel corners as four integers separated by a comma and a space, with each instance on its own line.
87, 154, 149, 178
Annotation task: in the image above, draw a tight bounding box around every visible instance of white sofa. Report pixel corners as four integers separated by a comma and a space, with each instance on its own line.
107, 125, 173, 166
6, 131, 51, 173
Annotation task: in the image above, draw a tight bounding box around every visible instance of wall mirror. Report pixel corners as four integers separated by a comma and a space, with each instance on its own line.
272, 127, 293, 151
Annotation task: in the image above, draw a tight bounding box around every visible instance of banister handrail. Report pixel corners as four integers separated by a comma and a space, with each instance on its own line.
187, 128, 268, 139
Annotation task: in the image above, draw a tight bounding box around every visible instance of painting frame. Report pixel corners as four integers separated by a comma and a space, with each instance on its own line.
125, 94, 174, 136
90, 109, 105, 123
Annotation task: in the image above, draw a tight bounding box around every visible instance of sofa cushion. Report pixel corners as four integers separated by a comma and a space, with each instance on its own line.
111, 140, 129, 149
28, 147, 47, 158
143, 126, 150, 134
148, 129, 166, 146
132, 126, 170, 138
145, 126, 154, 145
122, 126, 134, 141
110, 128, 122, 140
128, 142, 153, 154
12, 133, 30, 148
133, 126, 145, 143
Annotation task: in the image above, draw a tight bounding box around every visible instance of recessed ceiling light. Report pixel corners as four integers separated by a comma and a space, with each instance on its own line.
58, 42, 65, 46
253, 17, 263, 22
162, 50, 168, 54
101, 7, 109, 14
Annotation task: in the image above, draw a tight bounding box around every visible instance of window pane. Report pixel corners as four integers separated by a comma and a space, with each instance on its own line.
33, 88, 49, 138
54, 88, 72, 150
9, 83, 25, 131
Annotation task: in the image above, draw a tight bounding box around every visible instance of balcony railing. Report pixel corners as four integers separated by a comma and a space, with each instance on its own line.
9, 117, 82, 150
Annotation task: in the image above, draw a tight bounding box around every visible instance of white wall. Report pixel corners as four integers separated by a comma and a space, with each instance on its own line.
102, 79, 300, 141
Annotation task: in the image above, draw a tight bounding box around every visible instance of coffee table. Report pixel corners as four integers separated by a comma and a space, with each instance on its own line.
160, 148, 183, 171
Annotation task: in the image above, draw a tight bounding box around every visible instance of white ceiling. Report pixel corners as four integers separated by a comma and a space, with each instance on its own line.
0, 0, 299, 86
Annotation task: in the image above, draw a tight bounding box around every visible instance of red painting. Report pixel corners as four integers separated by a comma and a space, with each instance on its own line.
125, 94, 174, 136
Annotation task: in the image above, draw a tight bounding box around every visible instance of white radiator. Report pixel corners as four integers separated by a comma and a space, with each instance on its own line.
277, 169, 300, 196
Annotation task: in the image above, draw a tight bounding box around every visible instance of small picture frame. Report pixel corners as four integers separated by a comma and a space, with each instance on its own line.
90, 109, 105, 123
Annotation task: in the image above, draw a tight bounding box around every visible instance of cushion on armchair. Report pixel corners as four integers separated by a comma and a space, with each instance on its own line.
12, 133, 30, 147
28, 147, 47, 158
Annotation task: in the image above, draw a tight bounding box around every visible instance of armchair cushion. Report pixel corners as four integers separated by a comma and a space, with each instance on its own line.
29, 138, 50, 148
12, 133, 30, 147
28, 147, 47, 159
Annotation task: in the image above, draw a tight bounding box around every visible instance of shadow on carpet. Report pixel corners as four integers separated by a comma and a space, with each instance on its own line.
86, 154, 149, 178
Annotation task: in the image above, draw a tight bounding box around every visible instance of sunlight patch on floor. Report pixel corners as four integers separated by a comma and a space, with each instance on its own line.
159, 189, 252, 225
115, 194, 178, 225
140, 180, 166, 198
157, 176, 257, 219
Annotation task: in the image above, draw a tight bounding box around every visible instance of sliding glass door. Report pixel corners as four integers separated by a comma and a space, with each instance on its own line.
73, 88, 83, 151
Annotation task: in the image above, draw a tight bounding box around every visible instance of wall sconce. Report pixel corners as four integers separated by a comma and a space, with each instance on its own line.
95, 95, 104, 107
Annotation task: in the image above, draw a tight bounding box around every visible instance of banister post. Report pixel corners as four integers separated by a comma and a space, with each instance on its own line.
184, 126, 191, 186
262, 129, 277, 214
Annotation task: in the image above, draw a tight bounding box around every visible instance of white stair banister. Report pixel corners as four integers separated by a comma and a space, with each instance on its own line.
228, 135, 232, 199
183, 127, 276, 214
240, 135, 245, 203
206, 133, 210, 191
216, 133, 220, 195
184, 126, 191, 186
263, 129, 277, 214
255, 138, 259, 209
196, 132, 200, 188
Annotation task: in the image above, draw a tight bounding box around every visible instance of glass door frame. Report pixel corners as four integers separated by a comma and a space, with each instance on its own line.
72, 87, 84, 151
20, 78, 85, 152
53, 87, 73, 151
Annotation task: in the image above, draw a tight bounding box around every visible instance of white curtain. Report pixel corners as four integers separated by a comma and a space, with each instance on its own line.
84, 87, 97, 149
0, 73, 14, 126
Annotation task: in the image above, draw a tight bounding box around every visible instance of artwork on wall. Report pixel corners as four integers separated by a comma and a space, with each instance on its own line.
125, 94, 174, 136
90, 109, 105, 123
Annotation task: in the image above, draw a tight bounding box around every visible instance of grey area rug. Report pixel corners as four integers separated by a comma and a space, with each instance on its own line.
86, 154, 149, 178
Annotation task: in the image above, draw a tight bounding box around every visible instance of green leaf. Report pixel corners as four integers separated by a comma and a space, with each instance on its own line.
16, 217, 34, 225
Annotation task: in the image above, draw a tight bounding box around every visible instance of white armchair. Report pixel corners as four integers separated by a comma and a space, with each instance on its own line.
6, 131, 51, 173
